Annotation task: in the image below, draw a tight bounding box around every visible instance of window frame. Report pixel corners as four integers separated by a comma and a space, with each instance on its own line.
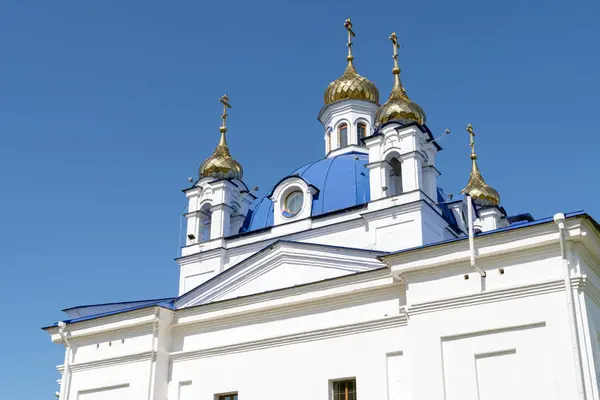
357, 122, 367, 141
283, 189, 304, 217
331, 378, 357, 400
338, 123, 349, 147
216, 393, 238, 400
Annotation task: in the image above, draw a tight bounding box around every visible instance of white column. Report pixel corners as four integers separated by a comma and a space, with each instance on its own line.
210, 204, 232, 239
401, 155, 423, 193
422, 165, 440, 201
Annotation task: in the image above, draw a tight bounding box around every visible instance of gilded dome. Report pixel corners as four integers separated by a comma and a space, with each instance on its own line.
324, 62, 379, 105
199, 94, 243, 181
199, 129, 243, 180
375, 79, 426, 125
461, 155, 500, 206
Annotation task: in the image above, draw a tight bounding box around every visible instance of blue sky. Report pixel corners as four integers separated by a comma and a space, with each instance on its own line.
1, 0, 599, 398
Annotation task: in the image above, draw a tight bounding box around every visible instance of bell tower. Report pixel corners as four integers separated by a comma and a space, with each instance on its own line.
365, 32, 439, 202
183, 95, 254, 245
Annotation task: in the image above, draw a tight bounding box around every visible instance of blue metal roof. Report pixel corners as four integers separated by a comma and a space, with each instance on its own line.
242, 152, 371, 233
62, 297, 175, 319
242, 151, 459, 234
42, 298, 175, 329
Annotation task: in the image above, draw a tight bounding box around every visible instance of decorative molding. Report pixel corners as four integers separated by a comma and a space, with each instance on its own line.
69, 350, 157, 372
582, 276, 600, 308
174, 284, 400, 333
408, 277, 582, 316
441, 321, 546, 342
170, 315, 406, 363
402, 243, 559, 281
175, 268, 391, 320
177, 241, 385, 308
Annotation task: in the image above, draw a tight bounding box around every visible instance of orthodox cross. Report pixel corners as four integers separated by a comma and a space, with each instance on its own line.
344, 18, 355, 61
219, 94, 231, 132
390, 32, 400, 70
466, 123, 477, 157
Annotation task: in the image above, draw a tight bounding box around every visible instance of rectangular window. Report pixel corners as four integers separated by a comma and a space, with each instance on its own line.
332, 379, 356, 400
218, 394, 237, 400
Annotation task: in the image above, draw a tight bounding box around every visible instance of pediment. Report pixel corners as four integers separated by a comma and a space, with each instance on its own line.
175, 241, 385, 308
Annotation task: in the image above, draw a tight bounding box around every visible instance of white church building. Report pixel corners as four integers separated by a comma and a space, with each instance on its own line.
44, 20, 600, 400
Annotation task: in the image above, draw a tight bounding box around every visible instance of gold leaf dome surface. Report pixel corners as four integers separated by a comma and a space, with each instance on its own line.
375, 83, 426, 125
199, 130, 244, 180
324, 62, 379, 105
461, 156, 500, 206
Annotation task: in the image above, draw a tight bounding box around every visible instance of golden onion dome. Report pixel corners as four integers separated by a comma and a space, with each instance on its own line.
199, 95, 243, 181
324, 19, 379, 106
460, 124, 500, 206
375, 33, 426, 126
324, 62, 379, 105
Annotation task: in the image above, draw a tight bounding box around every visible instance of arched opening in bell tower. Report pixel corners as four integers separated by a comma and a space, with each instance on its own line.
199, 203, 212, 242
386, 156, 403, 196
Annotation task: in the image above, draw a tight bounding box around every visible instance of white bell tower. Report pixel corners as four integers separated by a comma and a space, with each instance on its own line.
183, 95, 254, 245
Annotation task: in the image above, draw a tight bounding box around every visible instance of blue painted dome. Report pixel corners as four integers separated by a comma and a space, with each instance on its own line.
242, 152, 370, 233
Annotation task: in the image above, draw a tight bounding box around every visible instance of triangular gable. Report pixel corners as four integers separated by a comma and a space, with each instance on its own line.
175, 240, 385, 308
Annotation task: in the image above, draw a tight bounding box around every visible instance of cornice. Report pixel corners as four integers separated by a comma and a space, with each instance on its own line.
582, 276, 600, 308
69, 350, 157, 372
318, 99, 379, 122
387, 225, 562, 277
408, 277, 583, 316
170, 315, 406, 363
402, 243, 559, 281
175, 282, 398, 331
174, 269, 393, 324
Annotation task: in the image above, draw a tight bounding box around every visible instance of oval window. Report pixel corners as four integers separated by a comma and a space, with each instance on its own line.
283, 190, 303, 217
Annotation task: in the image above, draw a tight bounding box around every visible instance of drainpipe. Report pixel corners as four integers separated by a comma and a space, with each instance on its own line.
147, 309, 160, 400
554, 213, 586, 400
467, 195, 486, 277
57, 321, 71, 400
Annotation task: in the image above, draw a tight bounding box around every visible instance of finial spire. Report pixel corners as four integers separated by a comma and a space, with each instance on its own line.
461, 124, 500, 206
344, 18, 355, 64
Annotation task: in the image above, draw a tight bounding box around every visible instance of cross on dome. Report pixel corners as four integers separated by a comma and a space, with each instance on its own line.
374, 31, 426, 126
198, 94, 243, 181
219, 94, 231, 133
344, 18, 355, 62
323, 18, 379, 105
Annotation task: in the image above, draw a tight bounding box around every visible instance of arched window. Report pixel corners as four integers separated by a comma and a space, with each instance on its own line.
387, 157, 403, 196
327, 130, 332, 152
357, 123, 367, 141
338, 123, 348, 147
199, 203, 212, 242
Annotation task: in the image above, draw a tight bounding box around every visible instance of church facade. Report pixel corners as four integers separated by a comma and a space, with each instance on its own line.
44, 20, 600, 400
